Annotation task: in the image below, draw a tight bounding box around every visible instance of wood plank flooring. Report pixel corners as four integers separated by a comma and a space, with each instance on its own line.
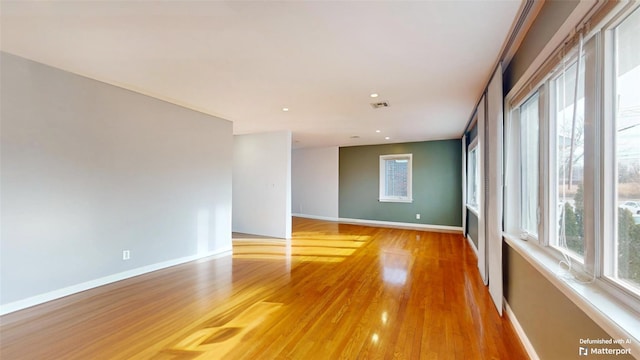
0, 217, 527, 359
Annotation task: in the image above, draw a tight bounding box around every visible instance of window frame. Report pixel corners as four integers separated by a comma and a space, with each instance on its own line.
547, 51, 590, 264
378, 153, 413, 203
517, 92, 542, 241
503, 4, 640, 350
601, 6, 640, 304
466, 138, 480, 216
504, 2, 640, 344
506, 54, 598, 269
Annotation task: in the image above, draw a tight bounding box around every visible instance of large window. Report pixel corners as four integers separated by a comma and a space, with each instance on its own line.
505, 5, 640, 340
520, 93, 540, 237
467, 139, 480, 213
379, 154, 412, 203
551, 55, 586, 258
608, 7, 640, 294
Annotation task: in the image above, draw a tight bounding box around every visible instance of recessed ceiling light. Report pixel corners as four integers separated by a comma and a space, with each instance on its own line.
282, 107, 289, 112
385, 136, 391, 140
375, 130, 381, 133
370, 93, 379, 98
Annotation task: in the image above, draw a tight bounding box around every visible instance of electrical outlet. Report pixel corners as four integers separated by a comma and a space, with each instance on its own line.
122, 250, 130, 260
416, 214, 421, 219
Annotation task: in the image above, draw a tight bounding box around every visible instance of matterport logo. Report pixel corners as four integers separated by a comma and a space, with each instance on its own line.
579, 338, 632, 356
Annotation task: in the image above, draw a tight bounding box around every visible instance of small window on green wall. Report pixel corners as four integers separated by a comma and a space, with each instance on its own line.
379, 154, 412, 203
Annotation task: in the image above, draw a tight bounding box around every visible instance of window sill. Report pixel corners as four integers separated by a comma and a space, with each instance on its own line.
378, 198, 413, 203
466, 204, 480, 217
504, 233, 640, 355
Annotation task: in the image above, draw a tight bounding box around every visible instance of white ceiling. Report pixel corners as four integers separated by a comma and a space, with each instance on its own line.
1, 1, 522, 149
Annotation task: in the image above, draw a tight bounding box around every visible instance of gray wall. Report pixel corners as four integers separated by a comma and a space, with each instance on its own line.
467, 210, 479, 248
503, 0, 580, 91
501, 1, 626, 358
292, 146, 339, 218
233, 131, 292, 239
339, 140, 462, 227
1, 52, 233, 305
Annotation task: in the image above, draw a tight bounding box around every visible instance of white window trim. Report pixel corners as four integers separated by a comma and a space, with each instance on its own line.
466, 137, 480, 216
600, 4, 640, 306
546, 51, 591, 268
512, 91, 542, 243
379, 153, 413, 203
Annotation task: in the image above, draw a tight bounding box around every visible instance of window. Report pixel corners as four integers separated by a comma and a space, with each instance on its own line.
467, 139, 480, 213
520, 93, 540, 237
504, 3, 640, 345
607, 7, 640, 294
379, 154, 412, 202
551, 55, 586, 258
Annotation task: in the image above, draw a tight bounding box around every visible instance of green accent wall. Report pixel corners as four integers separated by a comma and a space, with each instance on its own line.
339, 140, 462, 227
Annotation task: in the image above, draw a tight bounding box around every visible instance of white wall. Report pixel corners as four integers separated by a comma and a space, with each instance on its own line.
292, 146, 339, 219
0, 52, 233, 309
233, 131, 292, 239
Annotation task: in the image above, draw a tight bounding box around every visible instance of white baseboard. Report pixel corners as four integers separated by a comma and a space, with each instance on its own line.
292, 213, 339, 222
466, 235, 479, 257
504, 299, 540, 360
0, 248, 232, 316
293, 213, 463, 233
338, 217, 463, 233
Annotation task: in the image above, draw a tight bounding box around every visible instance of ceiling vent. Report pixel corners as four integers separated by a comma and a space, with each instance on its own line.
370, 101, 390, 109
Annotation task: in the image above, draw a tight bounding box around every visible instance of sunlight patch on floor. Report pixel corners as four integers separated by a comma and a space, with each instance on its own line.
232, 232, 370, 263
157, 301, 283, 359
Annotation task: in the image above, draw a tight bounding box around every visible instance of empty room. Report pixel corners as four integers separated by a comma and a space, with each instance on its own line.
1, 1, 639, 359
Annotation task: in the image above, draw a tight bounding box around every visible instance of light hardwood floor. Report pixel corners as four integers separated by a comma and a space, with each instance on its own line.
0, 217, 527, 359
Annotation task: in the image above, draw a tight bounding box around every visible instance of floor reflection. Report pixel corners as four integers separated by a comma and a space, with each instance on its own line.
380, 249, 412, 285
